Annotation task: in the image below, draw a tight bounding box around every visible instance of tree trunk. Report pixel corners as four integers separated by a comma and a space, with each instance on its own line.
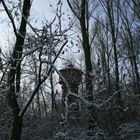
106, 1, 122, 106
10, 116, 23, 140
7, 0, 31, 139
80, 0, 93, 102
7, 87, 23, 140
80, 0, 95, 134
67, 0, 94, 134
128, 28, 140, 94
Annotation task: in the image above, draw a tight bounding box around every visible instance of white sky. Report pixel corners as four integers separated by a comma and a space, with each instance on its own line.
0, 0, 83, 69
0, 0, 70, 49
0, 0, 84, 94
31, 0, 67, 25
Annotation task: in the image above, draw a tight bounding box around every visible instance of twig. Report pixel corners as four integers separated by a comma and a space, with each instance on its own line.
18, 40, 68, 117
1, 0, 18, 37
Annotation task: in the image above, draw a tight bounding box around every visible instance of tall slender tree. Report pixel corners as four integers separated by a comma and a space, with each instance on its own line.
118, 0, 140, 94
67, 0, 97, 134
1, 0, 31, 139
99, 0, 123, 105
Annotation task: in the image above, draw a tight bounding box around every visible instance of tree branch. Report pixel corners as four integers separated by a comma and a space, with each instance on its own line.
67, 0, 80, 20
18, 40, 68, 117
1, 0, 18, 37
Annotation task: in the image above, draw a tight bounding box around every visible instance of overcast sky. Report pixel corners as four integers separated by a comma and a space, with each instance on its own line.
0, 0, 70, 50
0, 0, 82, 69
31, 0, 69, 24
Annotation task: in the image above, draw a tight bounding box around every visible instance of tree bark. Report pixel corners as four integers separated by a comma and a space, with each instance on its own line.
7, 0, 31, 139
67, 0, 94, 134
105, 0, 122, 105
10, 116, 23, 140
80, 0, 95, 134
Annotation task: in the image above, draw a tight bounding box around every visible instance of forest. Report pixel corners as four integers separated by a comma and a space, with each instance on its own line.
0, 0, 140, 140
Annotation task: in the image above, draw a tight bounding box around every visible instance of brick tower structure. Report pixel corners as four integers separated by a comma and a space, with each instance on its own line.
59, 64, 83, 105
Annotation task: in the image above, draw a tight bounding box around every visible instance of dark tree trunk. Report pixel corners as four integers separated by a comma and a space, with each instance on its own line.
10, 116, 23, 140
127, 27, 140, 94
7, 0, 31, 139
7, 85, 23, 140
67, 0, 95, 134
80, 0, 95, 134
106, 1, 122, 105
80, 0, 93, 102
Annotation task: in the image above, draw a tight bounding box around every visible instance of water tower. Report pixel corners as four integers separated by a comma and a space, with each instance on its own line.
59, 64, 83, 105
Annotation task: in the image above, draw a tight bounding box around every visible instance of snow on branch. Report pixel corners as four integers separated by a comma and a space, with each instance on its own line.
18, 40, 68, 117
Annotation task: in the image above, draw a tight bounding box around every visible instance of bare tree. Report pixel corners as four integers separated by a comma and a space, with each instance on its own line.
1, 0, 31, 139
0, 0, 69, 139
119, 0, 140, 94
67, 0, 99, 134
99, 0, 123, 106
